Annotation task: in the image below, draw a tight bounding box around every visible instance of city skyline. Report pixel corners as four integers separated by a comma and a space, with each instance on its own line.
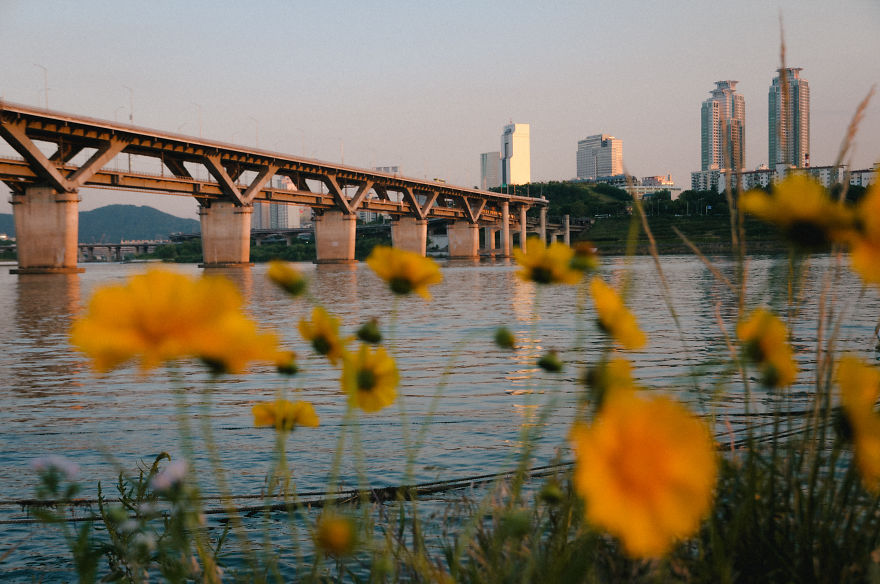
0, 0, 878, 218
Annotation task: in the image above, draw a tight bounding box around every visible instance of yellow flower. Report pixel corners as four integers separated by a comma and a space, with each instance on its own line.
736, 308, 798, 388
366, 245, 442, 300
252, 399, 319, 431
838, 355, 880, 492
315, 513, 355, 556
298, 306, 346, 366
513, 238, 582, 285
848, 179, 880, 286
585, 357, 637, 406
341, 344, 399, 412
570, 391, 717, 558
267, 260, 307, 296
197, 313, 282, 375
740, 175, 854, 250
590, 277, 647, 350
70, 269, 278, 373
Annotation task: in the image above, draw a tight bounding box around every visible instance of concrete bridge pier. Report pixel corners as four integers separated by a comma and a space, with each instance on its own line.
10, 187, 84, 274
314, 209, 357, 263
484, 226, 496, 255
518, 205, 528, 250
391, 216, 427, 256
500, 202, 511, 258
539, 207, 547, 244
448, 221, 480, 259
199, 201, 253, 267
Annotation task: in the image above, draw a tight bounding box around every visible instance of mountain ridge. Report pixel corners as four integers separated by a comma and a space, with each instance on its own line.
0, 204, 200, 243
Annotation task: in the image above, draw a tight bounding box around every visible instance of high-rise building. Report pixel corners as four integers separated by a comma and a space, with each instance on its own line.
480, 152, 501, 190
700, 80, 746, 171
576, 134, 623, 180
500, 123, 530, 186
769, 68, 810, 168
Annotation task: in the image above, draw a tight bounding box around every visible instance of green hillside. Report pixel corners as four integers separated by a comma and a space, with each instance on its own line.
0, 205, 199, 243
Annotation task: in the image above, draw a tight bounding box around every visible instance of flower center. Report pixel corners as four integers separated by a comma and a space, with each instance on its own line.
313, 336, 332, 356
389, 277, 413, 295
357, 369, 377, 391
530, 266, 553, 284
787, 220, 829, 250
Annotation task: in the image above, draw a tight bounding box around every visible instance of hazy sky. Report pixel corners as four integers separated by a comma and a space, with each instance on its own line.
1, 0, 879, 219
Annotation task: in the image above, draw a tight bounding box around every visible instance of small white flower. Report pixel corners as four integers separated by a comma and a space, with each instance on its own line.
31, 455, 80, 480
132, 532, 157, 553
150, 460, 187, 491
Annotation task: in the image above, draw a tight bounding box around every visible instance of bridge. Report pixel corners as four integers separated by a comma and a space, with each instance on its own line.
0, 100, 549, 273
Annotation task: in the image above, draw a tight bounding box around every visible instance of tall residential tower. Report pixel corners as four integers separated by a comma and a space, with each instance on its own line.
700, 80, 746, 171
576, 134, 623, 180
501, 123, 530, 186
769, 68, 810, 168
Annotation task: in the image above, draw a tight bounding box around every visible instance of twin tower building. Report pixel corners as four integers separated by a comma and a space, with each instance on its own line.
700, 68, 810, 174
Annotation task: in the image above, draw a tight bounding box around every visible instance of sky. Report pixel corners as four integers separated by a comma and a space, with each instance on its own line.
1, 0, 879, 219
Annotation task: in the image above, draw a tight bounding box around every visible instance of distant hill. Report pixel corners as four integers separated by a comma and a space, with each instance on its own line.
0, 204, 200, 243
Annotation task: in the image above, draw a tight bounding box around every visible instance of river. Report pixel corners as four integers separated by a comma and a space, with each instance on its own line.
1, 254, 878, 579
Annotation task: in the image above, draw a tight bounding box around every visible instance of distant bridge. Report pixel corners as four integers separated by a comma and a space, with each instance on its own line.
0, 100, 549, 273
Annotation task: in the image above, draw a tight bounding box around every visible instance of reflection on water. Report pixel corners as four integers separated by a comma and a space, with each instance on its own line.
0, 255, 878, 578
11, 274, 82, 396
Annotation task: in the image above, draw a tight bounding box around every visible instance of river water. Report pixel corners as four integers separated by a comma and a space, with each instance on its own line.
1, 254, 878, 579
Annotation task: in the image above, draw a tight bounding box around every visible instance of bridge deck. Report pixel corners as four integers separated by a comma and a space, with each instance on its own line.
0, 100, 545, 222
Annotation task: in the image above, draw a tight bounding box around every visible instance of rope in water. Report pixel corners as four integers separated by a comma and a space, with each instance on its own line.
0, 416, 808, 525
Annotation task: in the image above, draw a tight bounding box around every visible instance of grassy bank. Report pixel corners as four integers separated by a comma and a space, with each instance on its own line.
583, 214, 788, 255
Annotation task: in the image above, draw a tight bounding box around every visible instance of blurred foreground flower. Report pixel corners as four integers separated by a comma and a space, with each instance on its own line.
252, 399, 319, 432
70, 269, 279, 373
31, 455, 80, 480
341, 344, 398, 412
570, 241, 600, 273
494, 327, 516, 350
267, 260, 307, 296
584, 357, 637, 407
366, 245, 442, 300
848, 178, 880, 287
741, 175, 854, 251
838, 355, 880, 492
513, 238, 581, 285
737, 308, 798, 388
150, 460, 187, 492
590, 277, 647, 350
570, 390, 717, 558
315, 513, 356, 556
298, 306, 347, 366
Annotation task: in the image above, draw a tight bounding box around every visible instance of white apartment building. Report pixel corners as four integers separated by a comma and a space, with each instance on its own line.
576, 134, 623, 180
703, 164, 875, 193
501, 123, 530, 186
